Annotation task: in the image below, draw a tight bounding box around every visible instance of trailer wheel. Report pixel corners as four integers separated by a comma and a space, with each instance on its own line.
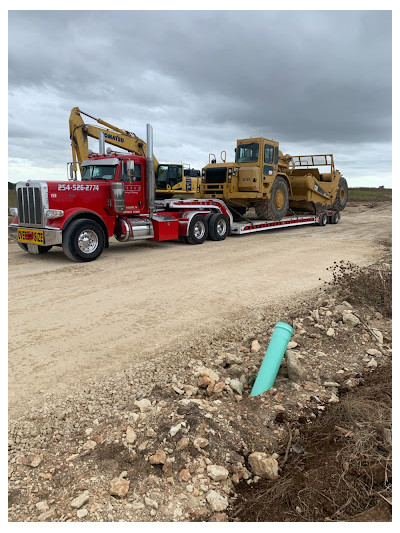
255, 177, 289, 220
186, 215, 208, 245
18, 243, 53, 254
318, 212, 328, 226
63, 219, 105, 262
333, 177, 348, 211
330, 211, 339, 224
208, 213, 230, 241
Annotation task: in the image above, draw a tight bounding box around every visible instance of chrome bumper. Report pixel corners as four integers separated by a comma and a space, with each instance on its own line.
9, 225, 63, 246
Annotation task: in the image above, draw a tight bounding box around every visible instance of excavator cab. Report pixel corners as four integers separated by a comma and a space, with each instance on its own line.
156, 164, 183, 189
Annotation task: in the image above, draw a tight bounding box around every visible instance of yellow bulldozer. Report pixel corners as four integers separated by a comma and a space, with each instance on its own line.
200, 137, 348, 220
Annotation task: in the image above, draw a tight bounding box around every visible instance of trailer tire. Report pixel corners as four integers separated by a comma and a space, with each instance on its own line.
208, 213, 230, 241
330, 211, 339, 224
63, 219, 105, 262
255, 177, 289, 220
318, 212, 328, 226
333, 177, 348, 211
18, 242, 53, 254
186, 215, 208, 245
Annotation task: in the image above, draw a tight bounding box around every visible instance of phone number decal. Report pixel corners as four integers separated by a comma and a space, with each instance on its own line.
58, 184, 100, 191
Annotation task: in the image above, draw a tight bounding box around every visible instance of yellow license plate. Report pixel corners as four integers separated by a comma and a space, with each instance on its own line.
18, 228, 45, 245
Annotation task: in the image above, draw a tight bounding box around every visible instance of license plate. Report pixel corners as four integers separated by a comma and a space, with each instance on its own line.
18, 228, 45, 245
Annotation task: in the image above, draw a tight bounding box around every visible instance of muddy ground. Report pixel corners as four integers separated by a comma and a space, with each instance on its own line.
8, 201, 392, 522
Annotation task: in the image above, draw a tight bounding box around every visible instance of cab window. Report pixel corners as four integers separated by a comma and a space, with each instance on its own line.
236, 143, 259, 163
264, 144, 274, 164
120, 162, 142, 182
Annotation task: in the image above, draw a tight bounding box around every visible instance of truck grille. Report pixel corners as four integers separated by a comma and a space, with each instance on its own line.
17, 185, 44, 226
205, 167, 227, 184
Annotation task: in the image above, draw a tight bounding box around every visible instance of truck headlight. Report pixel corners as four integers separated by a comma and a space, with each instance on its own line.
46, 209, 64, 219
9, 207, 18, 216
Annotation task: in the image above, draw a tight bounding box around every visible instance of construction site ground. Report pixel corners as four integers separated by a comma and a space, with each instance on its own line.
8, 200, 392, 522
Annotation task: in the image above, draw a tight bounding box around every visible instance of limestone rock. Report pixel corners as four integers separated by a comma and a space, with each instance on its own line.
366, 348, 382, 356
126, 427, 137, 444
287, 341, 298, 349
193, 437, 209, 449
176, 437, 189, 451
71, 491, 90, 509
326, 328, 335, 337
342, 313, 360, 327
77, 508, 88, 518
285, 350, 306, 383
110, 477, 130, 498
134, 399, 152, 412
251, 340, 261, 353
248, 452, 279, 479
223, 352, 244, 365
367, 358, 378, 368
371, 329, 384, 345
149, 450, 167, 465
229, 378, 243, 396
207, 465, 229, 481
206, 490, 229, 511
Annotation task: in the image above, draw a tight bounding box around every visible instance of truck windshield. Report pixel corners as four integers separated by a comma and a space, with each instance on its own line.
236, 143, 259, 163
81, 165, 117, 181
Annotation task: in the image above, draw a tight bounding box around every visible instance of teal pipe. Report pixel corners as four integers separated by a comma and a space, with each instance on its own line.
250, 322, 293, 396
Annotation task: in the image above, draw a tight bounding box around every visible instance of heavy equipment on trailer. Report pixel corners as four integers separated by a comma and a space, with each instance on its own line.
69, 107, 201, 198
200, 137, 348, 220
9, 124, 341, 263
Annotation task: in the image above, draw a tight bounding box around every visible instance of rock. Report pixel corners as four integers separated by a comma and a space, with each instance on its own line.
71, 491, 90, 509
371, 329, 384, 345
169, 423, 183, 437
224, 352, 244, 365
163, 459, 173, 475
130, 450, 138, 461
285, 350, 306, 383
146, 428, 157, 438
291, 444, 305, 454
342, 313, 360, 327
198, 376, 216, 389
77, 509, 88, 519
110, 477, 130, 498
179, 469, 192, 482
134, 399, 152, 412
144, 497, 158, 510
326, 328, 335, 337
17, 454, 42, 468
131, 501, 145, 510
35, 501, 49, 512
38, 509, 56, 521
82, 440, 97, 450
251, 340, 261, 353
311, 309, 320, 321
183, 385, 198, 397
248, 452, 279, 479
287, 341, 298, 349
323, 382, 340, 388
149, 450, 167, 465
172, 385, 185, 395
207, 465, 229, 481
193, 437, 209, 449
125, 426, 137, 444
206, 490, 229, 511
176, 437, 189, 451
383, 428, 392, 445
213, 382, 225, 394
367, 358, 378, 368
195, 366, 219, 381
209, 512, 229, 522
316, 351, 327, 357
366, 348, 382, 357
229, 378, 243, 396
342, 301, 353, 309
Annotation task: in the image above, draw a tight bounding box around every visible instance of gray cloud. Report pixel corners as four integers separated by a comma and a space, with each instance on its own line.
8, 10, 392, 185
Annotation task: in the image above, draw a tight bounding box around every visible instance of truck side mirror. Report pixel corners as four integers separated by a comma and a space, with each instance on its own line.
126, 160, 135, 178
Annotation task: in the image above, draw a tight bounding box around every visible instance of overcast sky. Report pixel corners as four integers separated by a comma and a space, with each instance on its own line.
8, 10, 392, 186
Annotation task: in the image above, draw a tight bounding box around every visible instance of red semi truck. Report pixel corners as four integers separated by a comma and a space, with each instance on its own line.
9, 125, 338, 262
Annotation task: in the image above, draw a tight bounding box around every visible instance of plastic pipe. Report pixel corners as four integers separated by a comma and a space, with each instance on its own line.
250, 322, 293, 396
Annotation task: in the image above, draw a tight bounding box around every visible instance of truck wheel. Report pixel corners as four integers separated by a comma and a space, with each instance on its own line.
330, 211, 339, 224
333, 177, 348, 211
318, 212, 328, 226
208, 213, 230, 241
186, 215, 208, 245
63, 219, 105, 262
17, 243, 53, 254
255, 177, 289, 220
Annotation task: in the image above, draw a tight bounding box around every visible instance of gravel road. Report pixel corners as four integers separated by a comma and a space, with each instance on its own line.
8, 203, 391, 419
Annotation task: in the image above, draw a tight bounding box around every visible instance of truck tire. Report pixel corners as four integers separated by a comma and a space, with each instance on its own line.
186, 214, 208, 245
333, 177, 348, 211
18, 242, 53, 254
63, 219, 105, 262
208, 213, 230, 241
318, 212, 328, 226
330, 211, 339, 224
255, 177, 289, 220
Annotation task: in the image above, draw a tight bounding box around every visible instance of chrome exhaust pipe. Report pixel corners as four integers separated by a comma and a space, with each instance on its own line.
146, 124, 155, 218
99, 131, 105, 155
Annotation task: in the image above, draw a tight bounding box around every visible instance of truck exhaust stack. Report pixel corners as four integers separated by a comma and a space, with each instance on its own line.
146, 124, 155, 218
98, 131, 105, 155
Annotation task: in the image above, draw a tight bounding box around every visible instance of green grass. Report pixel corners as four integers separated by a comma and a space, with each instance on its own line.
348, 187, 392, 203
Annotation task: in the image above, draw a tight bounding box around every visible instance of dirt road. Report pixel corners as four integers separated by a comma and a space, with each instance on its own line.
8, 203, 391, 418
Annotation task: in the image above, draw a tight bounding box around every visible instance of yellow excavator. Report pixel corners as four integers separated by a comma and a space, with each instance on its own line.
69, 107, 201, 198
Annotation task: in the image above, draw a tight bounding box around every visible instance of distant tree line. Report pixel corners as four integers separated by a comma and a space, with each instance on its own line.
8, 182, 16, 190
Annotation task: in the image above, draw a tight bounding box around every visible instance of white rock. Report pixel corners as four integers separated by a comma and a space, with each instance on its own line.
144, 497, 158, 509
248, 452, 279, 479
35, 501, 49, 512
371, 329, 384, 345
195, 366, 219, 381
206, 490, 229, 511
367, 358, 378, 368
224, 352, 244, 365
126, 427, 137, 444
326, 328, 335, 337
207, 465, 229, 481
342, 313, 360, 327
251, 340, 261, 353
77, 509, 88, 519
366, 348, 382, 357
285, 350, 306, 383
287, 341, 298, 349
71, 491, 90, 509
134, 399, 152, 412
229, 379, 243, 395
169, 423, 183, 437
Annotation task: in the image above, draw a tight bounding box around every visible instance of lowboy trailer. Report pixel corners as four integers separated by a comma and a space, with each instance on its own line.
9, 124, 340, 263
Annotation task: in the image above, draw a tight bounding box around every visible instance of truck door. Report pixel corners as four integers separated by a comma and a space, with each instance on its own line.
263, 142, 278, 180
120, 161, 145, 214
